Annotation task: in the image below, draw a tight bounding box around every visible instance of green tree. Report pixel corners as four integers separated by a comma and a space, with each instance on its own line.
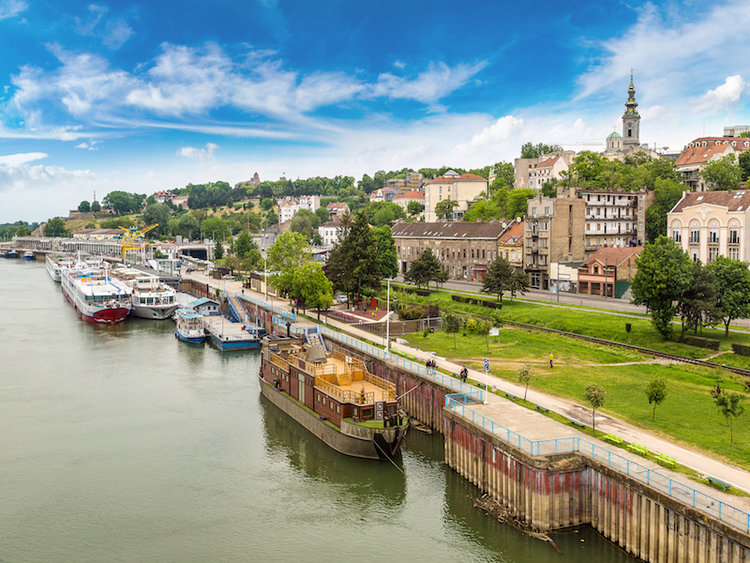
491, 161, 515, 190
540, 180, 558, 198
260, 197, 275, 210
506, 189, 535, 219
201, 217, 227, 241
407, 200, 425, 216
583, 383, 606, 433
509, 271, 529, 302
677, 260, 719, 336
143, 203, 170, 236
405, 249, 446, 289
315, 206, 330, 225
707, 256, 750, 336
714, 391, 745, 446
371, 225, 398, 279
267, 231, 312, 297
15, 224, 30, 236
518, 365, 533, 402
520, 142, 563, 159
462, 198, 501, 222
444, 310, 461, 349
434, 199, 458, 220
213, 241, 224, 260
326, 212, 381, 303
170, 213, 200, 239
290, 208, 320, 239
43, 217, 70, 237
78, 200, 90, 212
481, 256, 514, 302
90, 200, 101, 213
644, 378, 667, 421
700, 154, 742, 190
739, 151, 750, 182
645, 178, 685, 242
235, 231, 254, 258
293, 262, 334, 321
631, 236, 692, 338
363, 201, 406, 227
103, 190, 145, 215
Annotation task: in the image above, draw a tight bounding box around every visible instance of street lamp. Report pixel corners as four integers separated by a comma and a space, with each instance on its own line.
385, 278, 392, 350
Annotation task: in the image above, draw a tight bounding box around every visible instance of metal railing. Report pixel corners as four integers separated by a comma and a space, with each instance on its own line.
444, 396, 750, 533
239, 294, 296, 323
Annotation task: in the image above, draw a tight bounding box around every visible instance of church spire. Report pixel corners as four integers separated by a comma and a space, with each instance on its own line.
624, 70, 639, 117
622, 70, 641, 148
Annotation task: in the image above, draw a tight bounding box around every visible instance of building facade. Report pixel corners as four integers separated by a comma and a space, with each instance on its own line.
278, 195, 321, 224
577, 247, 643, 298
392, 191, 425, 213
674, 137, 750, 191
392, 221, 506, 282
318, 220, 343, 246
514, 151, 576, 189
424, 171, 488, 222
668, 190, 750, 263
497, 219, 524, 271
524, 195, 586, 290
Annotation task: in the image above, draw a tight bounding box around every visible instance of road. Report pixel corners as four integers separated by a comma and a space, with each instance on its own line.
183, 270, 750, 506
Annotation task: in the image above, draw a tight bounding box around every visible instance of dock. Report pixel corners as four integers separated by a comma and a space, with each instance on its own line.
202, 315, 261, 351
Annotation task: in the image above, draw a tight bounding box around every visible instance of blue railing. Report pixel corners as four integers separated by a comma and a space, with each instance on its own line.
239, 294, 296, 323
445, 396, 750, 533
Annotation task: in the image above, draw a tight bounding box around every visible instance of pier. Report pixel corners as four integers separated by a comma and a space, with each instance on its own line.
183, 271, 750, 561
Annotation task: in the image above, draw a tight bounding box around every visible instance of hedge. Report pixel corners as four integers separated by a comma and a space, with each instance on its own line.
451, 294, 503, 310
731, 342, 750, 357
683, 335, 720, 350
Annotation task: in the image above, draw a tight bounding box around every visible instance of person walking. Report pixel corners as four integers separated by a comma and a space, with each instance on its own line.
549, 353, 554, 369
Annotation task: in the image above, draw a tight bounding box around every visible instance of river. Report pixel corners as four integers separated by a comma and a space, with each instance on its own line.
0, 259, 633, 562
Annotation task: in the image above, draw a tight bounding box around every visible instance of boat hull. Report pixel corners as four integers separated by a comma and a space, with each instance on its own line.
207, 331, 260, 351
176, 330, 205, 344
132, 303, 179, 320
259, 376, 407, 461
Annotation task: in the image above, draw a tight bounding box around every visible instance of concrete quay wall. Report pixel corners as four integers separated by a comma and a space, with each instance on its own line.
445, 409, 750, 563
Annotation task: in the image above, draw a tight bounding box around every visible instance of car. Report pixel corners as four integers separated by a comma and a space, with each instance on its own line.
336, 294, 348, 303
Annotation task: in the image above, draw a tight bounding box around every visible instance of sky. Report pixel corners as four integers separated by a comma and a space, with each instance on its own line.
1, 0, 750, 222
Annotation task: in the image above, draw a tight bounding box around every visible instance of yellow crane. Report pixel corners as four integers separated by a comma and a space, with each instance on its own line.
116, 224, 158, 262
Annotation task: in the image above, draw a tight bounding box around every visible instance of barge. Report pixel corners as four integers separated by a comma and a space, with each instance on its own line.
259, 335, 408, 461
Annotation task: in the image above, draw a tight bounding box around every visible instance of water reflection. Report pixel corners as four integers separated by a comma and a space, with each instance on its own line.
259, 393, 407, 509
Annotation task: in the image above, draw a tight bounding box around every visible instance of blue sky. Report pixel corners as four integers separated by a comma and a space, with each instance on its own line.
1, 0, 750, 222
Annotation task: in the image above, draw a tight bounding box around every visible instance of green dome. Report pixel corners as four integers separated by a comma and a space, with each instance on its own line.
607, 131, 622, 139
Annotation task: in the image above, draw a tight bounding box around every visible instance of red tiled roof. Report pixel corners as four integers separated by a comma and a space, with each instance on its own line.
498, 221, 523, 244
393, 191, 424, 200
535, 156, 560, 168
671, 190, 750, 213
391, 220, 506, 239
582, 247, 643, 267
675, 137, 750, 167
426, 173, 487, 184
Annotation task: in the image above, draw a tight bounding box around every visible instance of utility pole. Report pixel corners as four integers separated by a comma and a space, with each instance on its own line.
385, 278, 391, 350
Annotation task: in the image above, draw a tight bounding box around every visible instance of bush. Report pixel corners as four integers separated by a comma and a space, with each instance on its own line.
465, 318, 478, 333
683, 335, 720, 350
491, 310, 504, 327
398, 304, 425, 320
731, 342, 750, 357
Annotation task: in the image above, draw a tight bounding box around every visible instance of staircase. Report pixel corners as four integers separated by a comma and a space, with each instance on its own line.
336, 371, 352, 386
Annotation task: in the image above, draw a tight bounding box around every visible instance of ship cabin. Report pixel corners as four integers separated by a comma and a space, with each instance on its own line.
261, 335, 402, 428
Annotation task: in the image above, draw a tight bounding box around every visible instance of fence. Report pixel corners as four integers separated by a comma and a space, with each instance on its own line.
445, 396, 750, 533
326, 311, 442, 336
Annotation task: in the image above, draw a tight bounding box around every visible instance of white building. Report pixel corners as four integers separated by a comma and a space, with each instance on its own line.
278, 195, 321, 224
674, 137, 750, 191
424, 171, 487, 222
318, 220, 343, 246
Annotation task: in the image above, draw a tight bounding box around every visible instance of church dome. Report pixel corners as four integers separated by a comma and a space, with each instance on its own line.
607, 131, 622, 139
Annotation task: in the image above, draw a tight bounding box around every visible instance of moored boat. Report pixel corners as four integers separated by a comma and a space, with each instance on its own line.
259, 335, 409, 460
61, 263, 131, 324
46, 253, 75, 282
5, 249, 18, 258
23, 251, 34, 261
174, 309, 205, 343
112, 266, 179, 320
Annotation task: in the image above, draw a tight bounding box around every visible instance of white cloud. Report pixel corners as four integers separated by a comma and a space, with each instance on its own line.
75, 140, 100, 151
694, 75, 746, 113
393, 61, 406, 70
74, 4, 133, 49
373, 61, 487, 106
177, 142, 219, 161
0, 0, 27, 20
0, 152, 47, 166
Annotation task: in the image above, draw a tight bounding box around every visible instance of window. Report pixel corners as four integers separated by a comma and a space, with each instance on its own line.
730, 247, 739, 260
708, 247, 719, 263
689, 229, 700, 244
544, 206, 550, 215
709, 229, 719, 244
729, 229, 739, 244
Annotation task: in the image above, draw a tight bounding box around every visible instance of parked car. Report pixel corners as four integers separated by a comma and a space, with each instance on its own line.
336, 293, 348, 303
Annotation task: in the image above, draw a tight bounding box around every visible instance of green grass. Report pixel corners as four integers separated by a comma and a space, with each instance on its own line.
406, 330, 750, 470
390, 287, 750, 358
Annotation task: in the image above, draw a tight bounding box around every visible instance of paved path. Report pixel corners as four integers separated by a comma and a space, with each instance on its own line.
183, 271, 750, 505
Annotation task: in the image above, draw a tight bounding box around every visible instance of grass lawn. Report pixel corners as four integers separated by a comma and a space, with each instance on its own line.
391, 287, 750, 358
405, 329, 750, 470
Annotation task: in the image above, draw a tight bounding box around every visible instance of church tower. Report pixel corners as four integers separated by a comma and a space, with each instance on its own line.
622, 72, 640, 149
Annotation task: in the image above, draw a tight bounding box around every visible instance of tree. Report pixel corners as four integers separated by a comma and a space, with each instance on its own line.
260, 197, 275, 210
708, 256, 750, 336
631, 236, 692, 338
645, 178, 685, 242
267, 231, 312, 296
739, 151, 750, 182
405, 249, 446, 289
583, 384, 606, 433
700, 155, 742, 190
143, 203, 170, 236
363, 201, 405, 227
520, 142, 563, 159
714, 391, 745, 446
444, 311, 461, 349
509, 271, 529, 303
407, 201, 424, 216
213, 241, 224, 260
103, 190, 145, 215
644, 378, 667, 421
15, 224, 30, 236
43, 217, 70, 237
677, 260, 719, 336
434, 199, 458, 220
506, 189, 535, 219
170, 213, 199, 239
235, 230, 254, 258
481, 257, 514, 302
315, 206, 330, 225
326, 211, 382, 304
201, 217, 227, 241
293, 262, 334, 321
78, 200, 91, 212
518, 365, 533, 402
90, 200, 101, 213
371, 225, 398, 279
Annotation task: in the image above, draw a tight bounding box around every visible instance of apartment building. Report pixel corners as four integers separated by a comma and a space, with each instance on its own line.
577, 247, 643, 298
392, 221, 506, 282
278, 195, 321, 223
513, 151, 576, 189
497, 219, 524, 271
423, 171, 488, 222
574, 188, 652, 252
524, 195, 585, 290
668, 190, 750, 263
674, 137, 750, 191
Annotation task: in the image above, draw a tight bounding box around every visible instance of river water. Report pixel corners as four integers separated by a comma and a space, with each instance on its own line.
0, 260, 633, 562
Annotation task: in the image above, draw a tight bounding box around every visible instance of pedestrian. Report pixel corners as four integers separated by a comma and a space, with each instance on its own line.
384, 413, 389, 428
549, 353, 554, 369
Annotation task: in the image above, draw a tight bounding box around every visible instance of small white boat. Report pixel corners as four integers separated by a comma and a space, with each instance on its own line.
175, 309, 205, 344
46, 254, 75, 282
112, 267, 179, 320
23, 251, 34, 261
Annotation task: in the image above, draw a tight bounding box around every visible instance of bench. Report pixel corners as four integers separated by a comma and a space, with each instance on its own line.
504, 392, 518, 401
570, 419, 587, 430
535, 404, 550, 414
603, 433, 624, 447
707, 477, 732, 491
655, 454, 677, 469
626, 443, 649, 457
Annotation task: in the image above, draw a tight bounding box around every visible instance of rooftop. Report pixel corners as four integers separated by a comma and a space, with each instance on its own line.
426, 173, 487, 184
671, 190, 750, 213
391, 220, 507, 239
582, 246, 643, 267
